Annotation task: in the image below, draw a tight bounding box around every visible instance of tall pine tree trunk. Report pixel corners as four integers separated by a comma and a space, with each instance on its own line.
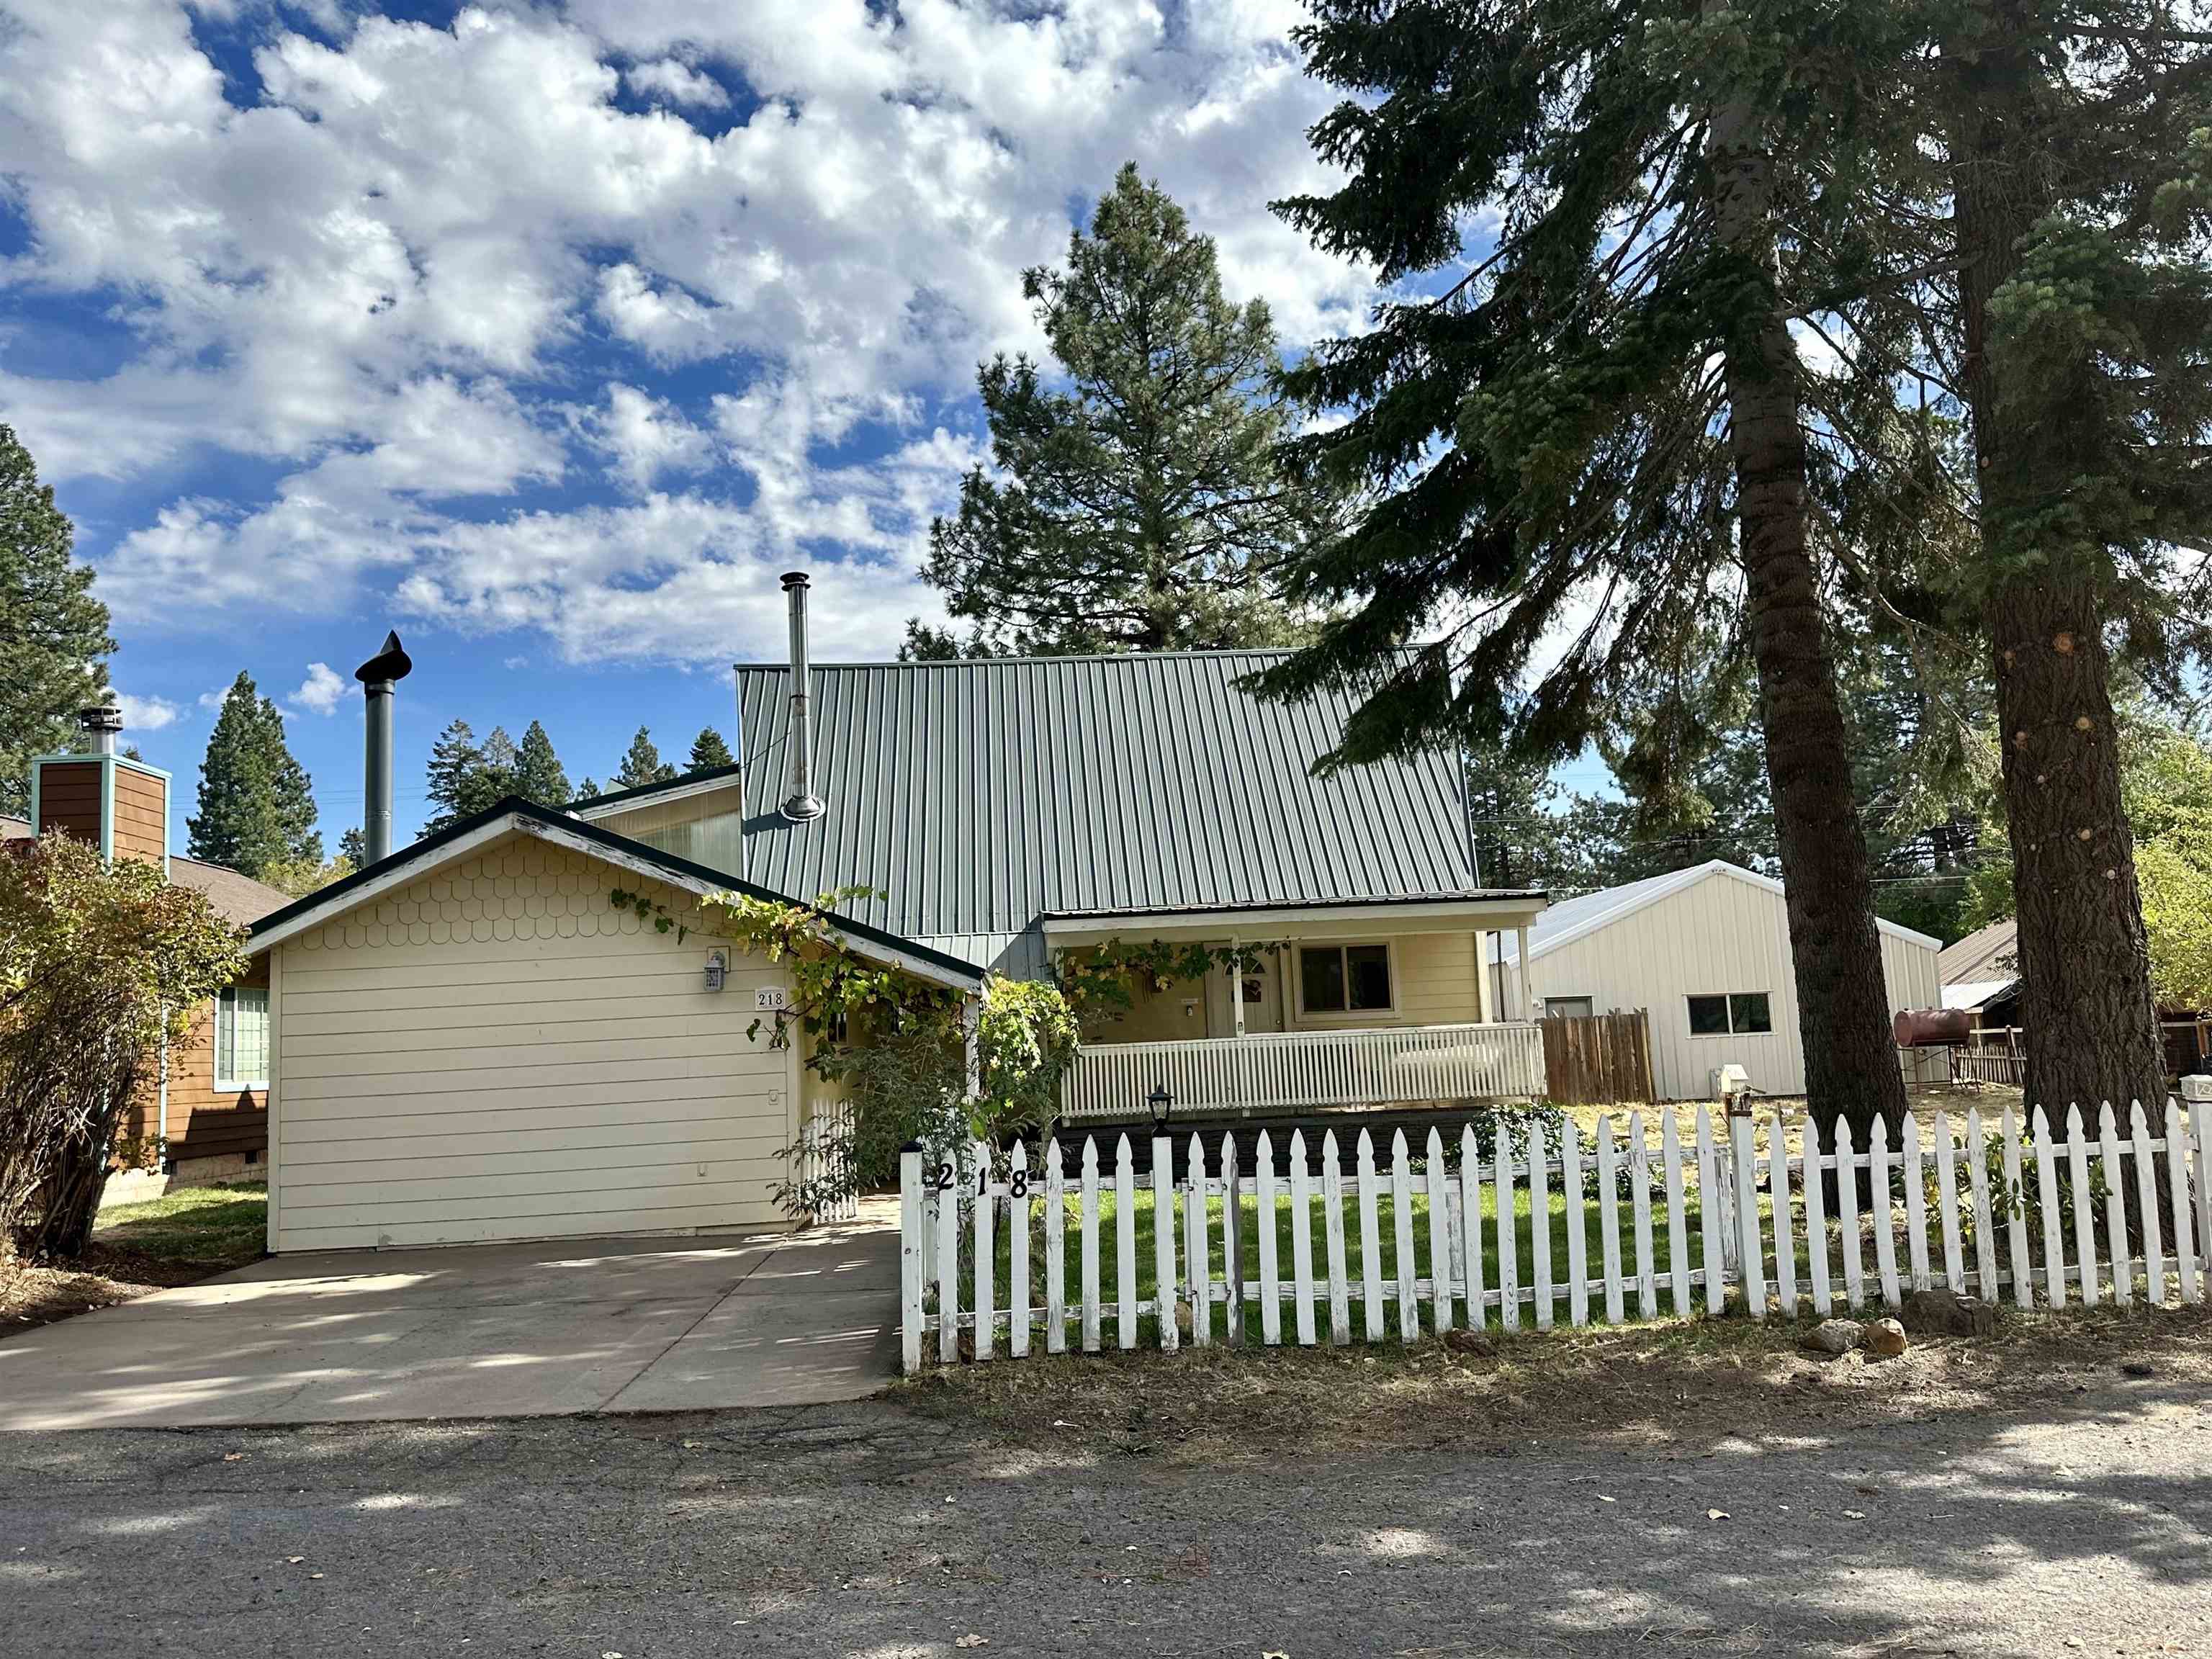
1949, 8, 2166, 1117
1709, 53, 1912, 1137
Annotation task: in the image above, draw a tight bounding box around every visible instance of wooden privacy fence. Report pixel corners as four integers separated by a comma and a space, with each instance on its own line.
1539, 1011, 1655, 1105
899, 1098, 2212, 1371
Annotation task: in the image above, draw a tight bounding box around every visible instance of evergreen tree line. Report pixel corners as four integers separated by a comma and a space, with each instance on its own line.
420, 721, 734, 832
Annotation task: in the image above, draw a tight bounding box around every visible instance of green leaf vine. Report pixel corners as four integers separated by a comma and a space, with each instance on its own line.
1053, 937, 1276, 1012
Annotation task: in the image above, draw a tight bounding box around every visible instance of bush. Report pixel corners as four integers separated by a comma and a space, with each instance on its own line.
773, 975, 1080, 1219
0, 836, 246, 1259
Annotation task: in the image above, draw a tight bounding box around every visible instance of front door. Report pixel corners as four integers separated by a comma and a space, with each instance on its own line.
1235, 949, 1285, 1034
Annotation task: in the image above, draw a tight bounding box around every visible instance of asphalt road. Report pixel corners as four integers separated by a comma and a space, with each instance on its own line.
4, 1374, 2207, 1658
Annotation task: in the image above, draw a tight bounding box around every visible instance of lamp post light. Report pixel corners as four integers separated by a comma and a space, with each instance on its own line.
1147, 1084, 1174, 1136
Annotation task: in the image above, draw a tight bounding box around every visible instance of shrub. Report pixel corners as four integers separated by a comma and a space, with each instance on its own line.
0, 835, 246, 1258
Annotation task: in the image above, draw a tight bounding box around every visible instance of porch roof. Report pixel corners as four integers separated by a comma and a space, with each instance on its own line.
1040, 888, 1546, 942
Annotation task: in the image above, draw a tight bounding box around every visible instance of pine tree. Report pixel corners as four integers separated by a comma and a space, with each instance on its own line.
1266, 1, 1920, 1133
685, 727, 735, 773
338, 827, 367, 866
512, 720, 570, 807
575, 776, 601, 802
0, 424, 113, 815
1925, 8, 2211, 1110
186, 673, 321, 878
613, 727, 677, 790
423, 719, 485, 834
915, 163, 1337, 655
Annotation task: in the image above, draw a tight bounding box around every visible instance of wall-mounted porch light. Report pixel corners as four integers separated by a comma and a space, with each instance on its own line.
703, 948, 729, 993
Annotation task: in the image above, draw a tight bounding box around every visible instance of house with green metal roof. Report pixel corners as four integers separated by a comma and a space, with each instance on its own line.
575, 574, 1551, 1121
225, 576, 1550, 1254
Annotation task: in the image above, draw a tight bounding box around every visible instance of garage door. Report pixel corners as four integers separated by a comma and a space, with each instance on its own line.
268, 842, 796, 1251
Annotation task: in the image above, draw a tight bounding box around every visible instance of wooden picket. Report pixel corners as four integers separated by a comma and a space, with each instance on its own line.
899, 1094, 2212, 1372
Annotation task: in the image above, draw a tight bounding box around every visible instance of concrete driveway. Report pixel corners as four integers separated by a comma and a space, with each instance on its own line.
0, 1200, 903, 1431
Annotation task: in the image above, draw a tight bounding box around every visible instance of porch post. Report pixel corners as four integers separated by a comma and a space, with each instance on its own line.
962, 991, 982, 1101
1231, 934, 1246, 1038
1514, 925, 1532, 1020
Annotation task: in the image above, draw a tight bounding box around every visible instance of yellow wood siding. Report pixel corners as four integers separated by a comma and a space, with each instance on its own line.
269, 837, 798, 1251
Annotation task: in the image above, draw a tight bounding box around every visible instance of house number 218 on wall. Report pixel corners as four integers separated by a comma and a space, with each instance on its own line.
753, 986, 789, 1012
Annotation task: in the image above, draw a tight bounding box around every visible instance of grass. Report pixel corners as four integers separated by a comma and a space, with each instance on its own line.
979, 1176, 1730, 1334
93, 1180, 269, 1264
1, 1180, 266, 1336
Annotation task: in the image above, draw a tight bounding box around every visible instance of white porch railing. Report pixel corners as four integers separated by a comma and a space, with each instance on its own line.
1059, 1022, 1546, 1121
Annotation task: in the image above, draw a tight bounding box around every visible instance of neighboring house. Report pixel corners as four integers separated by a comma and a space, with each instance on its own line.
240, 576, 1550, 1252
1491, 860, 1943, 1101
1938, 916, 2022, 1024
19, 714, 291, 1188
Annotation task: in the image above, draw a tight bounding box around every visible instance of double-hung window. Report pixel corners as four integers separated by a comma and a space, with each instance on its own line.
215, 985, 270, 1091
1686, 992, 1773, 1037
1298, 943, 1393, 1015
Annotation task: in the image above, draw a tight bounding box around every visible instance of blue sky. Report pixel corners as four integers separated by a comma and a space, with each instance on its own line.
2, 1, 1612, 850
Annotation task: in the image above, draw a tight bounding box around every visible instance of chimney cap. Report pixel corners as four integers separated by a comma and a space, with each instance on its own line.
78, 703, 123, 733
780, 570, 810, 590
355, 630, 413, 686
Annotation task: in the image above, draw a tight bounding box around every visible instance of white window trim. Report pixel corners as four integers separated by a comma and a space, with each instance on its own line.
1685, 991, 1776, 1039
215, 984, 270, 1092
1292, 939, 1398, 1022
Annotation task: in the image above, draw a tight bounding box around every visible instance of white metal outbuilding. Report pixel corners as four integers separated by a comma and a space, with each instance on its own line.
1492, 860, 1943, 1101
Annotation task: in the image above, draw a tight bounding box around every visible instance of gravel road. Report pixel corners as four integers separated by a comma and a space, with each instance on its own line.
4, 1370, 2206, 1657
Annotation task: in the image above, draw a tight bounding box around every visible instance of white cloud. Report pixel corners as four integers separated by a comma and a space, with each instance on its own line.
624, 58, 729, 109
113, 692, 181, 732
1, 1, 1373, 663
585, 384, 714, 493
292, 662, 349, 716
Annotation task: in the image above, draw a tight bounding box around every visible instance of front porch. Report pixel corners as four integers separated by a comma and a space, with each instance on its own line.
1058, 1019, 1546, 1120
1046, 889, 1548, 1122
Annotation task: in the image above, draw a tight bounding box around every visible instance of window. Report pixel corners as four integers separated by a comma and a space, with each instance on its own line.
215, 985, 269, 1089
1299, 943, 1392, 1015
1687, 992, 1773, 1037
1543, 996, 1594, 1020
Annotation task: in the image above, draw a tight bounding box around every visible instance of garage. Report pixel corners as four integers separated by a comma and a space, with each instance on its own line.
247, 804, 982, 1252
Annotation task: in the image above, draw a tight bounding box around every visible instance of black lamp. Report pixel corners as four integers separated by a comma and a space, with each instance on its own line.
1147, 1084, 1174, 1135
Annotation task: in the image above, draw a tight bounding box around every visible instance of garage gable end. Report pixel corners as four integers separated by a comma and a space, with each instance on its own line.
266, 833, 806, 1253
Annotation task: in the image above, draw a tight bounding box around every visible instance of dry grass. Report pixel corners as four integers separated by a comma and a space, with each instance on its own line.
1562, 1080, 2030, 1157
899, 1298, 2212, 1462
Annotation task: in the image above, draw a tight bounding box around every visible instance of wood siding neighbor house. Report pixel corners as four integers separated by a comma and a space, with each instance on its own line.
1493, 861, 1943, 1101
247, 801, 984, 1252
24, 732, 289, 1184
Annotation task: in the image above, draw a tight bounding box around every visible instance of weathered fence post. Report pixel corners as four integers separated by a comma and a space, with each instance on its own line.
899, 1142, 924, 1375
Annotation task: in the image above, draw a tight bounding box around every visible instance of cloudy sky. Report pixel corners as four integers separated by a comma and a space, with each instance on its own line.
0, 0, 1385, 848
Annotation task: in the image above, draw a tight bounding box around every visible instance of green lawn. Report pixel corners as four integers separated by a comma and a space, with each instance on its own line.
93, 1181, 267, 1268
968, 1177, 1757, 1340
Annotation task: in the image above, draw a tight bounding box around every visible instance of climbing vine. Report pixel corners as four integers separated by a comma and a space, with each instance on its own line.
1053, 937, 1276, 1013
701, 885, 968, 1048
606, 886, 690, 943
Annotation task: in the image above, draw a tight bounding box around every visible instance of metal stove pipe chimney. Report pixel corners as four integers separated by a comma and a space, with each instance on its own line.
354, 631, 413, 863
780, 572, 824, 822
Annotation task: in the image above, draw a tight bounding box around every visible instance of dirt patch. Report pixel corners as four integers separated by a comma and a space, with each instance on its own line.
1, 1182, 266, 1338
0, 1247, 223, 1333
899, 1300, 2212, 1462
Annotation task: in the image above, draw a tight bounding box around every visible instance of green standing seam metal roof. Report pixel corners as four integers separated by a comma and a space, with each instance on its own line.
730, 650, 1525, 968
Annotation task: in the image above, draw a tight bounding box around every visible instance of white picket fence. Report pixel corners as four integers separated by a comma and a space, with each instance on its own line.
797, 1100, 858, 1223
899, 1098, 2212, 1371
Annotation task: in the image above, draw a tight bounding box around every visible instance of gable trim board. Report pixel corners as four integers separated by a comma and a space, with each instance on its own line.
570, 766, 745, 821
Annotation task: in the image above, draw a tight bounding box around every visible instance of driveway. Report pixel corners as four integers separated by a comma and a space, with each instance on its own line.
0, 1200, 902, 1431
